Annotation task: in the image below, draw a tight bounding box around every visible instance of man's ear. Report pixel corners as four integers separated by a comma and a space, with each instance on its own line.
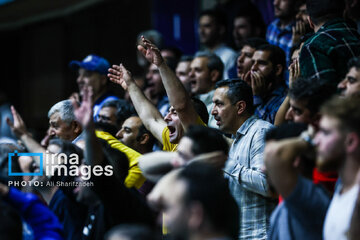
307, 16, 315, 30
275, 64, 283, 77
72, 121, 82, 135
139, 133, 150, 145
310, 113, 321, 131
235, 100, 246, 115
100, 75, 108, 87
210, 70, 220, 83
188, 202, 204, 230
345, 132, 360, 154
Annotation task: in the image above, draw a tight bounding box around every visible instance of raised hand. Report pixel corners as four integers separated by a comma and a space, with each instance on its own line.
251, 71, 268, 97
6, 106, 29, 138
292, 20, 306, 45
108, 64, 134, 91
72, 86, 93, 129
137, 36, 164, 67
288, 58, 300, 88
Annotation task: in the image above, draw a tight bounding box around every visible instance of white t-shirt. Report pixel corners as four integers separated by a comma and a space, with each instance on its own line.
323, 183, 359, 240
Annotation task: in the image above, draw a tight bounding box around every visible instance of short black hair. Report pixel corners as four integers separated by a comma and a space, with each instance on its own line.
185, 125, 229, 156
215, 78, 254, 114
288, 77, 337, 115
347, 56, 360, 71
306, 0, 345, 25
136, 123, 156, 151
191, 97, 209, 124
234, 3, 266, 38
241, 38, 269, 50
199, 8, 227, 27
256, 44, 286, 77
195, 52, 224, 81
102, 99, 135, 127
265, 122, 308, 141
179, 55, 194, 63
178, 163, 239, 239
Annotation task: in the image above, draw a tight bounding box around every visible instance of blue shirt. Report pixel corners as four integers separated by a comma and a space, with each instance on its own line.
254, 85, 287, 124
6, 187, 64, 240
224, 116, 277, 240
269, 176, 331, 240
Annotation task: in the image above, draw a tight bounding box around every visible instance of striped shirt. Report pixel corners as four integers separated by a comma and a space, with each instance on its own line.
300, 18, 360, 85
224, 116, 277, 240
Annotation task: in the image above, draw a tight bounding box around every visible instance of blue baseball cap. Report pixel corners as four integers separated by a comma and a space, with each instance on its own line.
69, 54, 110, 75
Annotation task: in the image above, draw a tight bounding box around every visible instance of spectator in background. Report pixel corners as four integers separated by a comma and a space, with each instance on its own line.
229, 38, 268, 80
147, 163, 239, 240
232, 3, 266, 50
69, 54, 119, 119
175, 55, 193, 95
189, 52, 224, 128
96, 99, 135, 132
198, 9, 237, 79
266, 0, 300, 66
338, 57, 360, 97
300, 0, 360, 85
246, 44, 287, 124
143, 56, 178, 116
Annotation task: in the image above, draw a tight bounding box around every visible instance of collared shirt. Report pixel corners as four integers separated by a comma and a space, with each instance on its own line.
266, 19, 294, 66
300, 18, 360, 85
197, 89, 217, 128
254, 85, 287, 124
224, 116, 277, 240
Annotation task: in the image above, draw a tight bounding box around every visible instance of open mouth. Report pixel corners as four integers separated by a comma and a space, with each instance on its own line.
168, 126, 176, 136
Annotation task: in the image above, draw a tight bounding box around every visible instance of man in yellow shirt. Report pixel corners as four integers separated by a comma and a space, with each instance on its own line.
108, 37, 208, 153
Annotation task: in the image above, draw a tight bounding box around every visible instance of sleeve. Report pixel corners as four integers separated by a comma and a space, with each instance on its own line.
95, 131, 146, 189
161, 127, 178, 152
285, 176, 331, 226
6, 187, 64, 240
300, 42, 337, 83
238, 127, 272, 197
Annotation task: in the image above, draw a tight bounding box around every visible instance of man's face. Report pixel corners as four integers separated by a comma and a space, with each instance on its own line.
251, 50, 276, 83
164, 107, 184, 144
274, 0, 294, 19
77, 68, 106, 98
189, 57, 213, 95
116, 116, 142, 150
338, 67, 360, 97
233, 17, 252, 48
198, 15, 221, 46
211, 86, 239, 134
176, 61, 192, 93
237, 45, 256, 79
314, 116, 345, 172
49, 112, 78, 141
147, 171, 189, 239
285, 98, 313, 124
97, 106, 118, 128
146, 64, 165, 97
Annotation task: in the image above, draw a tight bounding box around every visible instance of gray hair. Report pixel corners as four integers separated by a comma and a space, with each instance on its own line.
47, 100, 76, 124
194, 51, 224, 81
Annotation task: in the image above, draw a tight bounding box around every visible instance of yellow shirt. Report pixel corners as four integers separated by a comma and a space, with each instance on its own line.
161, 116, 206, 152
95, 131, 146, 189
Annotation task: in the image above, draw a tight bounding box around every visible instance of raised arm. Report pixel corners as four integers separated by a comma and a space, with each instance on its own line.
72, 86, 103, 166
264, 136, 312, 198
138, 36, 200, 129
108, 64, 165, 142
